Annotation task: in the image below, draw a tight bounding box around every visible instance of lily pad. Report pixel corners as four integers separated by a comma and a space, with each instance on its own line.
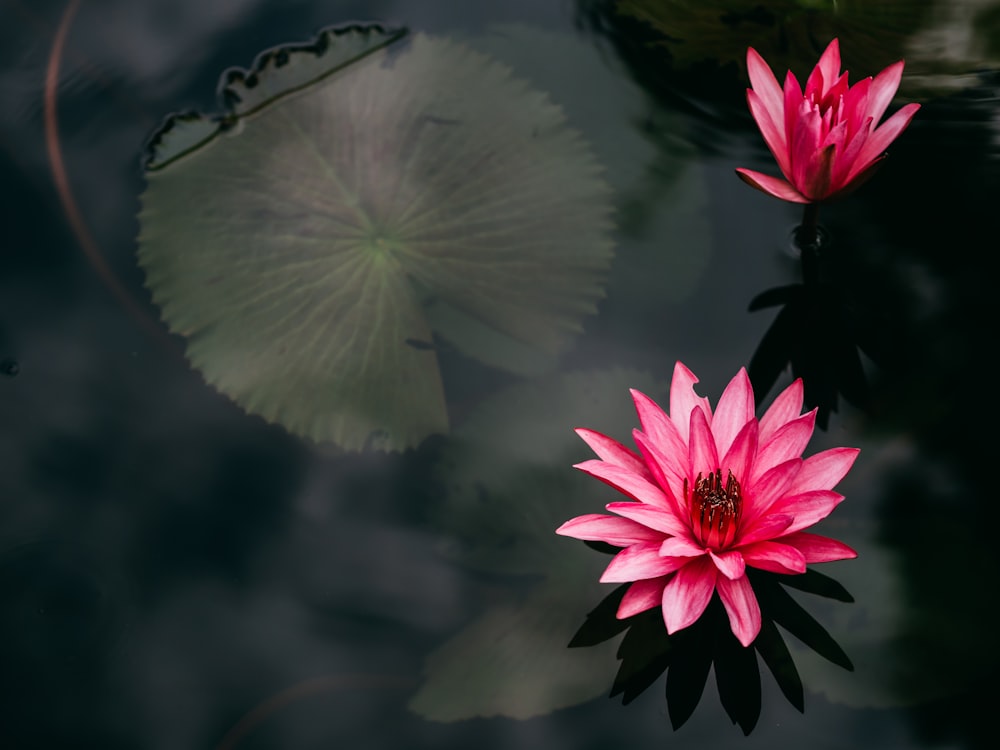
137, 25, 614, 450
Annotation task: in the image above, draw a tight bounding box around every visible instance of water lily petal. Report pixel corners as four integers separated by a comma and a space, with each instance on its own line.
866, 59, 904, 127
574, 459, 672, 509
712, 368, 755, 458
606, 501, 690, 538
556, 513, 664, 545
806, 38, 841, 101
669, 361, 711, 442
618, 577, 669, 619
780, 531, 858, 562
829, 152, 886, 200
746, 457, 801, 515
791, 102, 824, 195
660, 536, 706, 558
688, 405, 719, 479
782, 71, 804, 159
720, 419, 758, 488
575, 428, 649, 477
850, 102, 920, 183
601, 542, 690, 583
559, 362, 857, 648
787, 447, 859, 495
747, 47, 786, 138
710, 549, 746, 580
746, 48, 790, 178
630, 390, 688, 477
632, 429, 686, 514
825, 71, 850, 105
738, 39, 917, 204
842, 76, 872, 140
661, 557, 717, 634
765, 490, 845, 534
748, 89, 791, 179
717, 574, 762, 647
759, 378, 804, 443
737, 512, 794, 546
735, 169, 809, 203
830, 116, 872, 190
740, 540, 807, 574
752, 410, 816, 482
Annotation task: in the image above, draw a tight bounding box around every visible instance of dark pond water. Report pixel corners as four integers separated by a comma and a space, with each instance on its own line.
2, 0, 998, 748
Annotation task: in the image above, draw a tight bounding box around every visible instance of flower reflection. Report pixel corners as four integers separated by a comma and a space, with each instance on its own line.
556, 362, 857, 647
736, 38, 920, 204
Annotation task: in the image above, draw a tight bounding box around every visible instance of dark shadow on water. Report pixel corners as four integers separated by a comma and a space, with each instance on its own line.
570, 543, 854, 734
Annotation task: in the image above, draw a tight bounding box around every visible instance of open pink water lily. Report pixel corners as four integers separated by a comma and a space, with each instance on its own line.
556, 362, 857, 647
735, 38, 920, 203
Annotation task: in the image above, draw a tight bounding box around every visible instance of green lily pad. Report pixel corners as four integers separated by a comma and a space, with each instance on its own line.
137, 26, 614, 450
411, 369, 666, 720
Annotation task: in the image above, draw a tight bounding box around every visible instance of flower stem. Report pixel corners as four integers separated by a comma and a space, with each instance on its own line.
796, 204, 820, 248
795, 203, 821, 287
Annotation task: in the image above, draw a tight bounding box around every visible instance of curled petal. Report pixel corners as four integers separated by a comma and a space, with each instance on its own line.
740, 540, 807, 574
660, 536, 706, 558
780, 531, 858, 562
710, 549, 746, 580
556, 513, 664, 545
717, 574, 762, 647
618, 577, 669, 619
601, 542, 690, 583
662, 557, 717, 634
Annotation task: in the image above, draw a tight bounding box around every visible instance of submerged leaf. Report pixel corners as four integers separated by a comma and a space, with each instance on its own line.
412, 369, 665, 721
138, 26, 614, 450
408, 579, 619, 721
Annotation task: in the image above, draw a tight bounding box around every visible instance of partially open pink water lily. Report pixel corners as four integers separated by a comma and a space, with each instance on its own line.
735, 38, 920, 203
556, 362, 857, 647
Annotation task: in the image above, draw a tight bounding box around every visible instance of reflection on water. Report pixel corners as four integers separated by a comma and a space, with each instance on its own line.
1, 0, 999, 747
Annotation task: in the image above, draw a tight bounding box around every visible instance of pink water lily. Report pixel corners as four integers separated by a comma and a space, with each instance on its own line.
735, 38, 920, 203
556, 362, 857, 647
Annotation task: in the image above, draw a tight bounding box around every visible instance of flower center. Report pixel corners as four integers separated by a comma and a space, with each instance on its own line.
686, 469, 742, 550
